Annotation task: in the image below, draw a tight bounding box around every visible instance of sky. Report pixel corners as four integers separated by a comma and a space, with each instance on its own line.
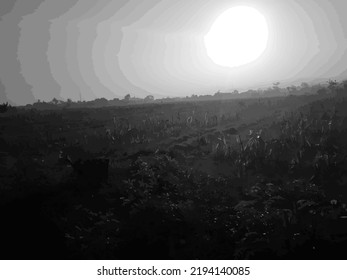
0, 0, 347, 105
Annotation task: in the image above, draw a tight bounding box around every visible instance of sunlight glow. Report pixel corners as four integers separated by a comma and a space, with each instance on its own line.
204, 6, 269, 68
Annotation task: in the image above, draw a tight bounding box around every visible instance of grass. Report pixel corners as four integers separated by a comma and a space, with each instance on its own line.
1, 87, 347, 259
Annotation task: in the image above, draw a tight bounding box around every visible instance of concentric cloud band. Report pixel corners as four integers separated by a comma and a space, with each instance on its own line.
0, 0, 346, 105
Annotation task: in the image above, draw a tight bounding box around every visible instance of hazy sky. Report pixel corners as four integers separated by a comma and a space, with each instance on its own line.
0, 0, 347, 105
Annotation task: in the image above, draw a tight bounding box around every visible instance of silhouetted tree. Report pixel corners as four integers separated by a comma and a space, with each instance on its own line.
0, 102, 9, 113
50, 98, 59, 105
232, 90, 239, 95
214, 90, 221, 96
328, 79, 338, 93
144, 95, 154, 102
286, 85, 297, 95
124, 94, 131, 102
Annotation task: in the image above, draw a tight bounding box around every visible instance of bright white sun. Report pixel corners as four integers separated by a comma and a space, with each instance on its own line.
204, 6, 269, 68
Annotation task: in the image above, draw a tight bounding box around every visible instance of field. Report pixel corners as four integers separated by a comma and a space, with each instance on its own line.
1, 86, 347, 259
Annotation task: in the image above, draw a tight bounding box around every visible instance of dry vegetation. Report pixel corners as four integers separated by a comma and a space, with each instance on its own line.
1, 82, 347, 259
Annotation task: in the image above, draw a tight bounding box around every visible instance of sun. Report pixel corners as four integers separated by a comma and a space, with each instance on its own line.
204, 6, 269, 68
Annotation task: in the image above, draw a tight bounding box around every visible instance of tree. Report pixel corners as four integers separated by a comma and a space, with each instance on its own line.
328, 79, 338, 93
214, 90, 221, 96
94, 98, 108, 107
144, 95, 154, 102
0, 102, 9, 113
50, 98, 59, 105
124, 94, 131, 101
286, 85, 297, 95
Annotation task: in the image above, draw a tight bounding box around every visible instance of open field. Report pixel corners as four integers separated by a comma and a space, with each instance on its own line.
1, 88, 347, 259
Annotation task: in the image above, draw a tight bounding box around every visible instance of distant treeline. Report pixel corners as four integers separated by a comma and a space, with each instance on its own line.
11, 79, 347, 110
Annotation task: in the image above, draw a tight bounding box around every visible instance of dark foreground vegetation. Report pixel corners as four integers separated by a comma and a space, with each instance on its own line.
1, 81, 347, 259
